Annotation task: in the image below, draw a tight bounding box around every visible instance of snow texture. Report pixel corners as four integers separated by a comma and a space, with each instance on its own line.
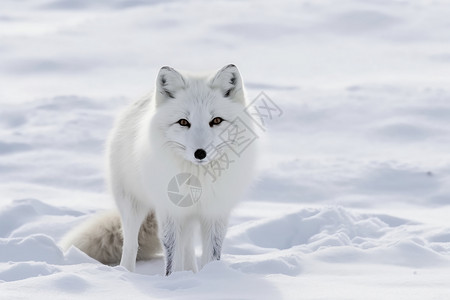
1, 0, 450, 299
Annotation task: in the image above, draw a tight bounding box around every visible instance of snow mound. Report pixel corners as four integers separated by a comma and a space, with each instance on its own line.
0, 234, 64, 264
0, 262, 60, 282
0, 198, 83, 238
226, 206, 450, 273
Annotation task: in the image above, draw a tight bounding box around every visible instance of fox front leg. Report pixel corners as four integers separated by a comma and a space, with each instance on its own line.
117, 197, 149, 272
200, 217, 227, 268
161, 217, 176, 276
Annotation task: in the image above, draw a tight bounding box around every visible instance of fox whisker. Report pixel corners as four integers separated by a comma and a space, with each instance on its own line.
164, 141, 186, 150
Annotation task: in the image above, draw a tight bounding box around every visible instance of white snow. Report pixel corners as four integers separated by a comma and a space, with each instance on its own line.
1, 0, 450, 299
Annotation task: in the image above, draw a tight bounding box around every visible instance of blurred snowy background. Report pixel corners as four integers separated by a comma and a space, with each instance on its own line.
1, 1, 450, 299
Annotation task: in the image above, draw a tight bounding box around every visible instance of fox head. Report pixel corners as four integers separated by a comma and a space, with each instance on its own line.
151, 64, 247, 165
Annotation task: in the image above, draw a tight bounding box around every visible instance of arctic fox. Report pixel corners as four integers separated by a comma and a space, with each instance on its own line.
62, 64, 257, 275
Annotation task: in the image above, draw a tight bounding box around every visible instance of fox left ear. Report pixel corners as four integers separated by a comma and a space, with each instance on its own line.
155, 66, 186, 105
210, 64, 244, 101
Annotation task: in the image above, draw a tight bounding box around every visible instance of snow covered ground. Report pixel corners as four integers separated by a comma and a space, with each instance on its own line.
1, 0, 450, 299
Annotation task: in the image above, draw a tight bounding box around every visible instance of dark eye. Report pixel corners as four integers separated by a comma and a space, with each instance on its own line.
177, 119, 190, 128
209, 117, 223, 127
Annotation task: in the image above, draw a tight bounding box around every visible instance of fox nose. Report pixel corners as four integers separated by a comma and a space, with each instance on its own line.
194, 149, 207, 160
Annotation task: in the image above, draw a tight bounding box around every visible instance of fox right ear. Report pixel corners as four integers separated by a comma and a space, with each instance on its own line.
210, 64, 244, 101
155, 66, 185, 104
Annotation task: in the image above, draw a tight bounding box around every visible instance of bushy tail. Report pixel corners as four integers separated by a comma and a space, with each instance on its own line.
60, 210, 161, 265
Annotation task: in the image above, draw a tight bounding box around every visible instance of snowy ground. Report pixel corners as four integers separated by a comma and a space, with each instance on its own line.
1, 0, 450, 299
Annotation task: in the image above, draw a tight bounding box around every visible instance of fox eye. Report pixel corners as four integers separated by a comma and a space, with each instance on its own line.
177, 119, 190, 128
209, 117, 223, 127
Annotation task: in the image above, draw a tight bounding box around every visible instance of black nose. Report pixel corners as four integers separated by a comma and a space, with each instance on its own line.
194, 149, 207, 160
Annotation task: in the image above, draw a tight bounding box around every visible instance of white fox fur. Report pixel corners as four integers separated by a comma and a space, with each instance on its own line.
62, 64, 257, 275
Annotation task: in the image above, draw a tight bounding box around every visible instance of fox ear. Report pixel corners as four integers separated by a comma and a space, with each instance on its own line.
155, 66, 185, 103
210, 64, 244, 100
